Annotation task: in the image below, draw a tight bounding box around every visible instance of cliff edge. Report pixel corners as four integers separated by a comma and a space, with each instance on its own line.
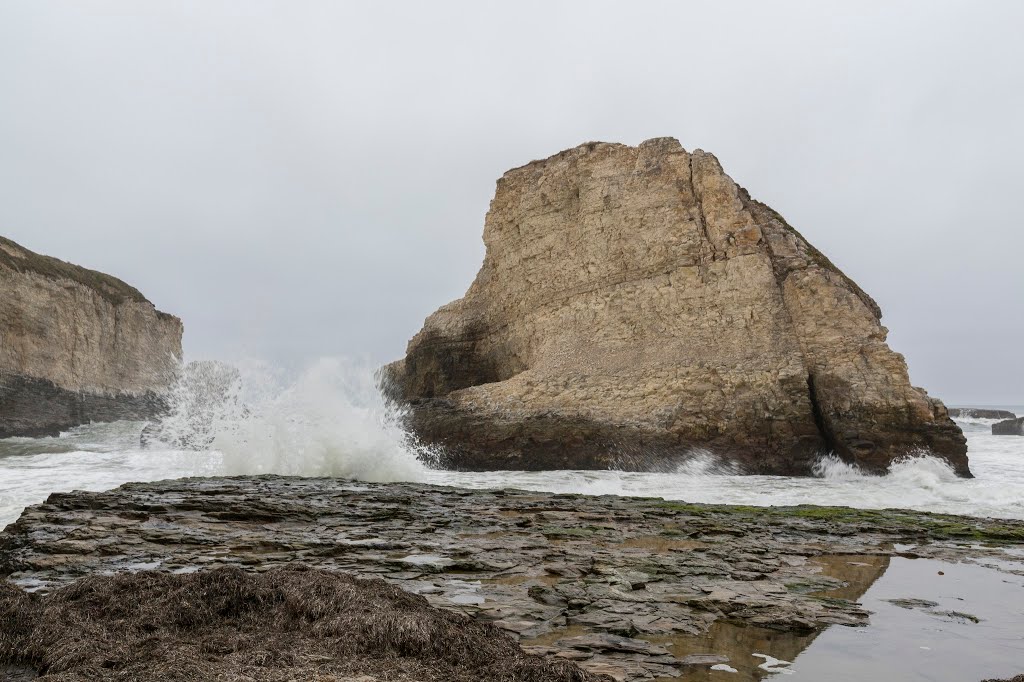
385, 139, 968, 476
0, 236, 182, 437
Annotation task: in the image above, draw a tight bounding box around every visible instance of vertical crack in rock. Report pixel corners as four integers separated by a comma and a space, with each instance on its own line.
687, 154, 715, 265
806, 373, 839, 461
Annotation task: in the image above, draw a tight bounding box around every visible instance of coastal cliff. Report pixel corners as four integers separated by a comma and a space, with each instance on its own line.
0, 236, 182, 437
386, 138, 968, 476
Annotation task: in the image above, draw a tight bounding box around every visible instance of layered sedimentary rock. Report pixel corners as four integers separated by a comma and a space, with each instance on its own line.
386, 138, 968, 475
0, 236, 182, 437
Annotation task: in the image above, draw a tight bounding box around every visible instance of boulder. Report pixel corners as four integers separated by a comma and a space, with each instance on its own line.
0, 236, 181, 437
385, 139, 968, 476
949, 408, 1017, 420
992, 417, 1024, 436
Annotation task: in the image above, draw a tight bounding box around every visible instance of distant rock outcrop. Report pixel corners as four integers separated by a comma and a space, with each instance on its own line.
0, 236, 182, 437
993, 417, 1024, 436
949, 408, 1017, 420
385, 139, 969, 476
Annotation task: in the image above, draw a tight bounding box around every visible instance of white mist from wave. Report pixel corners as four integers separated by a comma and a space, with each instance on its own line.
0, 358, 431, 528
1, 359, 1022, 527
152, 357, 427, 482
426, 442, 1024, 520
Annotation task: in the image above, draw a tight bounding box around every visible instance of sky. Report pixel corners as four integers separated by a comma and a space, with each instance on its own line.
0, 1, 1021, 405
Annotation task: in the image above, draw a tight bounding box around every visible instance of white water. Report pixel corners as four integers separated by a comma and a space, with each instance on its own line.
1, 358, 1022, 528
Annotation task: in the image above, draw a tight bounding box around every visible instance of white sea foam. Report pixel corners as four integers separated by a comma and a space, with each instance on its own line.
157, 357, 426, 481
1, 358, 1022, 527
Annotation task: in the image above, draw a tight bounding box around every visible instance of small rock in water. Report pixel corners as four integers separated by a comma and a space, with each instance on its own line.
557, 633, 670, 656
948, 408, 1017, 420
929, 610, 982, 624
992, 416, 1024, 436
886, 598, 940, 610
711, 663, 739, 673
680, 653, 731, 666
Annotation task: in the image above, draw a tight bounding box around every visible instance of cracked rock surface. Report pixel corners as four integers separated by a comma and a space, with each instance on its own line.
3, 476, 1023, 681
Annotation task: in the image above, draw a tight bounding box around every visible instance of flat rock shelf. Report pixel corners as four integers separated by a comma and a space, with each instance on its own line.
2, 476, 1024, 681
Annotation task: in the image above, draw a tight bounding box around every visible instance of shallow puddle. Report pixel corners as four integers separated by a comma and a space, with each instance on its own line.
776, 557, 1024, 681
649, 556, 1024, 681
483, 573, 561, 587
651, 621, 818, 680
514, 552, 1024, 682
523, 624, 592, 648
616, 535, 708, 552
809, 553, 890, 601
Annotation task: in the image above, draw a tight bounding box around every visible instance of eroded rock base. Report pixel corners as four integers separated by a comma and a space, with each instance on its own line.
0, 372, 166, 439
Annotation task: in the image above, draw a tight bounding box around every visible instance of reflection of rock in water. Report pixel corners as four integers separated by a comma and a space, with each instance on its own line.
524, 548, 892, 675
676, 555, 891, 681
141, 361, 243, 450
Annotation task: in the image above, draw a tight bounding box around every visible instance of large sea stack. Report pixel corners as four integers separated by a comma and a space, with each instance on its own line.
385, 139, 968, 476
0, 236, 182, 438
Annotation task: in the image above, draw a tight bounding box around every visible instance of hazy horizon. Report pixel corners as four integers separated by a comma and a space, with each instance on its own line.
2, 1, 1021, 405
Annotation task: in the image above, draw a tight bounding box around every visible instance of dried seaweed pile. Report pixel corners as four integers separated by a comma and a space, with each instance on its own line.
0, 566, 600, 681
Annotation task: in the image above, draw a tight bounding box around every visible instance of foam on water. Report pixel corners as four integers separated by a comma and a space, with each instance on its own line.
1, 358, 1022, 528
204, 357, 424, 481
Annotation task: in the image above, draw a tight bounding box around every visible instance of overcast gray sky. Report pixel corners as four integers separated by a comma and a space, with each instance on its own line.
1, 1, 1021, 405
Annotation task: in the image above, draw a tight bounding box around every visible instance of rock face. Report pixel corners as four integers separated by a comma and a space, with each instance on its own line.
993, 417, 1024, 436
386, 139, 968, 476
0, 236, 182, 438
949, 408, 1017, 420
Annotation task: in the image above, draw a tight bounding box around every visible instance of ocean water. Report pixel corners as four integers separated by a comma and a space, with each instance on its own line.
1, 358, 1022, 529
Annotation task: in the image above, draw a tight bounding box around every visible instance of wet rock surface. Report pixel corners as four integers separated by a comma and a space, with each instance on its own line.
2, 476, 1023, 681
993, 417, 1024, 436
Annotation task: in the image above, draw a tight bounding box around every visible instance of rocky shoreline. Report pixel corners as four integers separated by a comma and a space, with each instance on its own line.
2, 476, 1023, 681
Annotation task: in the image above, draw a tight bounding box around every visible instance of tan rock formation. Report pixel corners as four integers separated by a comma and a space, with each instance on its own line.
386, 138, 968, 476
0, 236, 182, 437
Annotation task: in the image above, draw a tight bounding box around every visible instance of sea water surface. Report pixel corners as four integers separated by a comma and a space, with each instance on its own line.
1, 358, 1022, 528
